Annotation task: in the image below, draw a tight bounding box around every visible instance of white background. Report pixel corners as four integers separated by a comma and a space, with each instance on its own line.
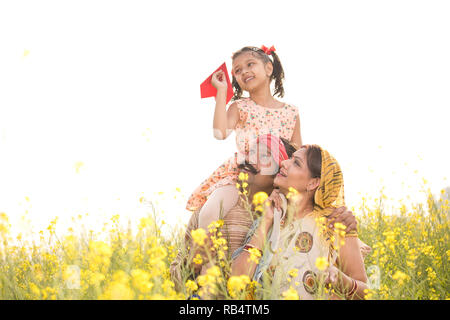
0, 0, 449, 235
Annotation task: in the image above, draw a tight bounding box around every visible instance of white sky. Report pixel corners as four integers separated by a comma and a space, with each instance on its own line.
0, 0, 449, 236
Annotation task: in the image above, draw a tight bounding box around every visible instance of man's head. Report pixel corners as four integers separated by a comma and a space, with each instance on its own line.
238, 136, 297, 191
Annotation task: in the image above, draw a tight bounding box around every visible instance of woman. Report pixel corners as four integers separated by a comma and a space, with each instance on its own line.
231, 144, 369, 300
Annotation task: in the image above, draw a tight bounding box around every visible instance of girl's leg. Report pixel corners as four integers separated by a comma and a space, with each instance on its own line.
198, 185, 239, 288
198, 185, 239, 231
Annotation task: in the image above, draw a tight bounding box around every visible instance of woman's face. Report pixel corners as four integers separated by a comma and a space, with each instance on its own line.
274, 148, 318, 195
232, 52, 272, 92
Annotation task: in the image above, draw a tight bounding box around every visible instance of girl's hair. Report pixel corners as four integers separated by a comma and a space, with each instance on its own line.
303, 144, 322, 179
231, 46, 285, 101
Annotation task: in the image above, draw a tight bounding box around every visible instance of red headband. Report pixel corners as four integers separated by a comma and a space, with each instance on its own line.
256, 134, 288, 167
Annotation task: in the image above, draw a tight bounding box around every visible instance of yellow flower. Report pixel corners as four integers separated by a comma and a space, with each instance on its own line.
89, 241, 112, 257
252, 192, 269, 206
112, 270, 130, 284
363, 288, 374, 300
227, 275, 251, 298
282, 287, 299, 300
315, 256, 329, 271
383, 230, 396, 243
247, 247, 261, 264
185, 280, 198, 293
29, 283, 40, 297
208, 220, 224, 233
191, 228, 207, 246
101, 281, 134, 300
197, 274, 214, 287
88, 272, 105, 286
426, 267, 437, 281
193, 254, 203, 265
206, 265, 221, 278
392, 270, 409, 285
131, 269, 153, 293
238, 172, 249, 181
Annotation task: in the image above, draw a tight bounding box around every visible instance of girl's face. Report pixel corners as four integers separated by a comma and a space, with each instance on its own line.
274, 148, 320, 195
232, 52, 273, 92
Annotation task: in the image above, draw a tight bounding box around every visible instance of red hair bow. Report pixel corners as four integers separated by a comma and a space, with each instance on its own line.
261, 45, 276, 55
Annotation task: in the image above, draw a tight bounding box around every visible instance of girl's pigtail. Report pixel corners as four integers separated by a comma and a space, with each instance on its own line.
270, 51, 285, 98
231, 77, 243, 102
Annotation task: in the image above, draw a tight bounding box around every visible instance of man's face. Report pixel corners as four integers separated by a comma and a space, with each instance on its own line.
246, 140, 280, 176
238, 141, 280, 191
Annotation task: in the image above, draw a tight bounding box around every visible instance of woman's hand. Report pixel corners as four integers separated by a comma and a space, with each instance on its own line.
327, 206, 357, 234
262, 189, 283, 223
211, 70, 228, 91
324, 264, 340, 286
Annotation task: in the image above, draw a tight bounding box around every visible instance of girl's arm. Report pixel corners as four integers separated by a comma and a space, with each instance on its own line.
327, 237, 369, 300
290, 116, 302, 148
212, 71, 239, 140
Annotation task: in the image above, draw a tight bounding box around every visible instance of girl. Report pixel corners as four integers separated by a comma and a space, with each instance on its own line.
187, 45, 302, 231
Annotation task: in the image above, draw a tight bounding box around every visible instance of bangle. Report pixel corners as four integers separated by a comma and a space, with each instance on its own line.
345, 232, 359, 238
346, 279, 358, 299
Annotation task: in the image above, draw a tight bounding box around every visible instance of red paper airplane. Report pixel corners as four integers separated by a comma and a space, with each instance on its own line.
200, 62, 234, 104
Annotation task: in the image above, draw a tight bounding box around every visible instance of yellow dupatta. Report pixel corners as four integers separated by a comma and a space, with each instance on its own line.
311, 147, 356, 260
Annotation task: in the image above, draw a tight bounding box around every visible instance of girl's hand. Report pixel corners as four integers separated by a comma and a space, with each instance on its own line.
211, 70, 228, 91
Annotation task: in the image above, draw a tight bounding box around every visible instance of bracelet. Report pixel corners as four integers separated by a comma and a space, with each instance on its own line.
345, 232, 359, 238
346, 279, 358, 299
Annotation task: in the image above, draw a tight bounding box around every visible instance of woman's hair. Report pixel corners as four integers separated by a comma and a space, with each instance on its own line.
237, 137, 297, 174
231, 46, 285, 101
303, 144, 322, 179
